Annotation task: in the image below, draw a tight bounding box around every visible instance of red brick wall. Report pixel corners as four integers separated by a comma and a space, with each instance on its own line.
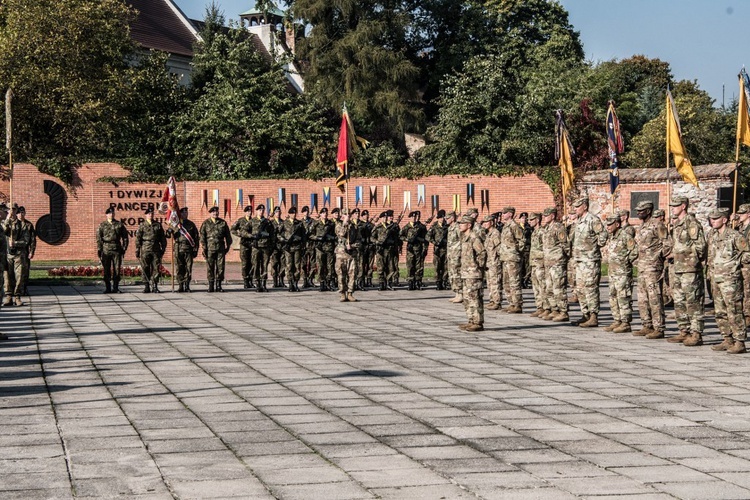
13, 163, 555, 263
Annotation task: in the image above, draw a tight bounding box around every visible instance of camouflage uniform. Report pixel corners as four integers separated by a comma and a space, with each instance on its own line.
231, 213, 255, 287
4, 216, 33, 303
606, 222, 638, 326
335, 216, 361, 298
460, 219, 487, 328
135, 217, 167, 291
372, 217, 400, 289
427, 217, 449, 289
199, 214, 233, 289
96, 215, 129, 293
634, 210, 671, 335
566, 217, 578, 300
281, 215, 306, 290
499, 214, 526, 311
20, 218, 35, 296
484, 221, 502, 308
169, 217, 199, 291
738, 206, 750, 322
529, 217, 545, 313
400, 216, 428, 289
250, 214, 274, 290
356, 216, 374, 288
447, 218, 463, 295
301, 213, 318, 287
269, 215, 286, 287
0, 212, 6, 307
670, 211, 707, 339
542, 214, 569, 318
311, 215, 336, 290
572, 204, 608, 322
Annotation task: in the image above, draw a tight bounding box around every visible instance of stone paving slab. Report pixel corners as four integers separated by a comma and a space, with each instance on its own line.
4, 283, 750, 498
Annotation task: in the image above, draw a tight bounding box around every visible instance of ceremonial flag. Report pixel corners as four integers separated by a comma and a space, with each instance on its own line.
481, 189, 490, 212
606, 101, 624, 194
355, 186, 363, 206
452, 194, 461, 213
224, 199, 231, 219
336, 196, 343, 209
737, 69, 750, 147
248, 194, 255, 212
336, 104, 368, 192
212, 189, 219, 208
417, 184, 425, 206
431, 194, 439, 214
369, 186, 377, 206
466, 183, 475, 205
555, 110, 575, 199
291, 193, 298, 210
279, 187, 286, 209
310, 193, 318, 212
267, 197, 274, 212
403, 191, 411, 211
383, 185, 391, 206
160, 176, 194, 247
666, 89, 699, 187
236, 189, 243, 209
201, 189, 208, 209
323, 187, 331, 207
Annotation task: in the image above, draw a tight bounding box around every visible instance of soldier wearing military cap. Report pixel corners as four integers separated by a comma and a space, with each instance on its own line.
707, 207, 749, 353
400, 210, 428, 290
15, 206, 35, 297
458, 214, 486, 331
371, 209, 399, 290
335, 208, 361, 302
539, 207, 569, 321
0, 203, 8, 319
445, 211, 463, 301
248, 204, 273, 292
300, 206, 317, 288
309, 207, 336, 291
268, 206, 287, 288
200, 206, 233, 292
604, 213, 638, 333
168, 206, 199, 292
619, 209, 635, 238
499, 207, 525, 313
279, 207, 306, 292
357, 209, 375, 289
527, 212, 545, 317
97, 207, 129, 294
518, 211, 532, 288
566, 210, 578, 303
135, 206, 167, 293
426, 209, 449, 290
735, 203, 750, 323
570, 197, 609, 327
231, 205, 256, 289
482, 213, 501, 309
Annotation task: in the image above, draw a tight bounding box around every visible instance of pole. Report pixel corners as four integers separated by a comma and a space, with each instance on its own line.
733, 137, 741, 215
561, 165, 567, 218
666, 91, 671, 219
171, 236, 175, 292
5, 89, 12, 206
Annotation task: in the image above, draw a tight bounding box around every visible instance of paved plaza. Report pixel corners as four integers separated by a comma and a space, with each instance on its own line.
4, 284, 750, 499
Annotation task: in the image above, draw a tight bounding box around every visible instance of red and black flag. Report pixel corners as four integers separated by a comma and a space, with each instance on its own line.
606, 101, 624, 194
336, 104, 369, 192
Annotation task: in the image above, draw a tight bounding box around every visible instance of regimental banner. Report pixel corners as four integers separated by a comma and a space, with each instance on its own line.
212, 189, 219, 208
355, 186, 363, 206
383, 185, 391, 206
201, 189, 208, 209
336, 196, 343, 209
291, 193, 298, 210
248, 194, 255, 212
431, 194, 439, 215
236, 188, 243, 209
417, 184, 425, 206
403, 191, 411, 211
310, 193, 319, 213
323, 187, 331, 207
481, 189, 489, 212
369, 186, 377, 206
279, 188, 286, 209
224, 199, 231, 219
466, 183, 475, 205
267, 197, 274, 213
452, 194, 461, 213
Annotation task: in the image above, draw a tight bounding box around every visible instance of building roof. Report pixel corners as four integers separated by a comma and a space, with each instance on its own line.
580, 163, 737, 184
129, 0, 200, 57
241, 7, 285, 18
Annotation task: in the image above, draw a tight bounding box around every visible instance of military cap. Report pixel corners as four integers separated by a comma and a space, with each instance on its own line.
445, 210, 456, 219
459, 215, 474, 224
482, 214, 495, 222
180, 206, 189, 212
528, 212, 541, 221
361, 209, 369, 216
350, 208, 360, 215
385, 209, 394, 217
605, 214, 620, 225
273, 206, 281, 213
653, 209, 665, 218
669, 195, 688, 207
0, 202, 7, 211
17, 206, 25, 213
105, 207, 115, 214
144, 207, 154, 215
379, 210, 388, 218
331, 207, 340, 214
244, 205, 252, 213
543, 207, 557, 216
410, 210, 421, 217
618, 209, 630, 217
635, 200, 653, 212
709, 207, 730, 219
301, 205, 309, 213
208, 206, 219, 213
573, 197, 589, 207
466, 207, 479, 215
502, 206, 515, 214
437, 209, 445, 218
256, 204, 265, 210
288, 206, 297, 214
737, 203, 750, 214
320, 207, 328, 214
519, 211, 528, 218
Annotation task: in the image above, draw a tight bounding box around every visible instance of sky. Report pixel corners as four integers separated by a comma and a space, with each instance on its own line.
175, 0, 746, 106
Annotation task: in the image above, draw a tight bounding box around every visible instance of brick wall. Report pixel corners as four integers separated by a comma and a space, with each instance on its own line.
13, 163, 555, 263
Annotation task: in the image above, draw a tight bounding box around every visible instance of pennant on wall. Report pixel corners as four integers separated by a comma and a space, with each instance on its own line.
452, 194, 461, 213
481, 189, 490, 212
417, 184, 425, 206
336, 196, 343, 209
224, 199, 231, 219
212, 189, 220, 208
355, 186, 363, 206
291, 193, 298, 210
236, 189, 243, 209
311, 193, 319, 212
403, 191, 411, 211
323, 187, 331, 207
267, 197, 274, 213
369, 186, 377, 206
201, 189, 208, 209
248, 194, 255, 212
383, 185, 391, 206
279, 188, 286, 209
431, 194, 439, 215
466, 183, 475, 205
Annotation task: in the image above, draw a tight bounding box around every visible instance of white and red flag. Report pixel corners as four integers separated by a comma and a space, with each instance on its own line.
160, 176, 195, 247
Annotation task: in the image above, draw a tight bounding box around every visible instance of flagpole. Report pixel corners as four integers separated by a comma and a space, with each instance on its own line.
5, 89, 12, 206
734, 134, 741, 217
666, 91, 672, 218
171, 237, 175, 292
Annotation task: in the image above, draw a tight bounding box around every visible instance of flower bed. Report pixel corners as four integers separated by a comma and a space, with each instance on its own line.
48, 265, 171, 278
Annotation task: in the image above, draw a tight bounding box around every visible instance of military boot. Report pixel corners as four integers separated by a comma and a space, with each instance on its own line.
645, 329, 665, 339
178, 282, 185, 293
347, 293, 357, 302
436, 281, 444, 291
104, 281, 112, 294
571, 314, 589, 326
244, 279, 250, 289
379, 281, 387, 291
408, 280, 415, 291
552, 312, 569, 322
506, 305, 522, 314
612, 322, 632, 333
152, 283, 160, 294
539, 310, 553, 320
728, 340, 747, 354
633, 326, 653, 337
530, 308, 544, 318
450, 293, 463, 304
487, 302, 500, 310
682, 331, 702, 346
465, 323, 484, 332
458, 323, 470, 331
367, 278, 373, 287
416, 280, 423, 290
13, 296, 22, 307
668, 330, 690, 343
215, 281, 224, 292
339, 293, 348, 302
185, 282, 192, 292
262, 280, 269, 292
603, 321, 621, 332
289, 282, 295, 292
208, 281, 215, 293
113, 278, 121, 293
257, 281, 265, 293
143, 283, 151, 293
279, 276, 286, 288
579, 313, 598, 327
711, 337, 734, 351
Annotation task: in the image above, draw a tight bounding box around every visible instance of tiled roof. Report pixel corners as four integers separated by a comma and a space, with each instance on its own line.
129, 0, 199, 57
580, 163, 736, 183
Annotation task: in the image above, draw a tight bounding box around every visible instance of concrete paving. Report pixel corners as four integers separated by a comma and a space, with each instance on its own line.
2, 284, 750, 499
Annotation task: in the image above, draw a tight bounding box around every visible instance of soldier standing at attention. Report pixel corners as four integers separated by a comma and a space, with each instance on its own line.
458, 215, 486, 332
17, 207, 35, 296
528, 213, 546, 317
3, 205, 32, 306
359, 210, 375, 289
603, 214, 638, 333
281, 206, 306, 292
269, 206, 286, 288
619, 209, 636, 238
427, 210, 449, 290
169, 207, 199, 292
135, 207, 167, 293
250, 205, 274, 292
97, 207, 129, 294
371, 210, 393, 290
231, 205, 255, 289
666, 196, 707, 346
499, 207, 525, 313
482, 214, 502, 310
707, 208, 750, 354
311, 207, 336, 292
335, 209, 361, 302
519, 212, 532, 288
735, 203, 750, 325
540, 207, 569, 322
633, 201, 671, 338
566, 211, 578, 303
200, 206, 232, 292
0, 203, 7, 335
653, 209, 674, 308
446, 211, 463, 302
571, 197, 608, 327
300, 206, 317, 288
400, 210, 428, 290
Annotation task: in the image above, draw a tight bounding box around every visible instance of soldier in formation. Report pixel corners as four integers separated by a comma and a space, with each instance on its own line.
335, 208, 361, 302
17, 207, 36, 296
736, 203, 750, 324
527, 213, 545, 317
427, 210, 449, 290
540, 207, 569, 322
603, 213, 637, 333
281, 206, 306, 292
372, 209, 400, 290
250, 204, 274, 292
300, 206, 317, 288
0, 203, 7, 336
269, 206, 286, 288
169, 207, 199, 292
199, 206, 232, 292
358, 210, 375, 289
97, 207, 129, 294
3, 205, 33, 305
458, 214, 486, 332
135, 207, 167, 293
231, 205, 255, 289
311, 207, 336, 291
447, 211, 463, 303
570, 197, 608, 327
400, 210, 428, 290
499, 207, 525, 313
482, 214, 502, 310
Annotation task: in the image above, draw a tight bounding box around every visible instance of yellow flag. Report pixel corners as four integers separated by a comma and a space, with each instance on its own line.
555, 110, 575, 198
737, 73, 750, 147
666, 89, 699, 187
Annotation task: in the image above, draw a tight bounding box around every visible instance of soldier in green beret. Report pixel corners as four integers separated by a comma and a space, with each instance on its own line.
427, 210, 449, 290
199, 206, 233, 292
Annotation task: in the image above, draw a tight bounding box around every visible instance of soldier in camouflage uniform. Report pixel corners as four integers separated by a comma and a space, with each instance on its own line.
498, 207, 526, 313
633, 201, 672, 338
168, 207, 199, 292
446, 211, 463, 302
4, 205, 33, 306
249, 205, 274, 292
665, 196, 707, 346
519, 212, 532, 288
357, 210, 374, 289
300, 206, 317, 288
199, 206, 233, 292
0, 203, 7, 334
566, 211, 578, 303
135, 207, 167, 294
97, 207, 129, 294
371, 210, 395, 290
427, 210, 449, 290
707, 208, 749, 354
17, 207, 35, 296
619, 209, 636, 238
541, 207, 569, 321
736, 203, 750, 324
458, 215, 486, 332
481, 214, 501, 310
231, 205, 256, 289
653, 209, 674, 308
310, 207, 336, 292
335, 209, 362, 302
400, 210, 428, 290
571, 198, 609, 327
281, 206, 306, 292
528, 213, 545, 317
269, 206, 286, 288
603, 214, 638, 333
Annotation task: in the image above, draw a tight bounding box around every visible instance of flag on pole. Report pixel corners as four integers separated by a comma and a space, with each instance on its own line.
336, 104, 368, 192
737, 69, 750, 147
555, 110, 575, 199
160, 176, 194, 247
606, 101, 624, 194
666, 89, 699, 187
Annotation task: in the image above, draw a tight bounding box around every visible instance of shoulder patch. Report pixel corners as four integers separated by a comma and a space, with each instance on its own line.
689, 224, 698, 239
558, 228, 567, 241
592, 219, 603, 233
657, 224, 668, 239
738, 236, 749, 252
627, 238, 635, 250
